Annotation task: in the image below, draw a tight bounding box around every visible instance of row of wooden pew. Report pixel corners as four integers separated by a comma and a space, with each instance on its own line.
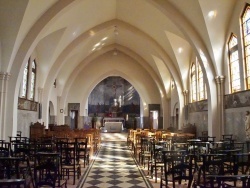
30, 122, 101, 153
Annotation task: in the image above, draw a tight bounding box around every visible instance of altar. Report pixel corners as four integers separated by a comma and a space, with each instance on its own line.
103, 117, 125, 133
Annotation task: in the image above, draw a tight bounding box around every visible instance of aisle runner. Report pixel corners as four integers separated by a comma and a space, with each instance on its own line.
77, 141, 152, 188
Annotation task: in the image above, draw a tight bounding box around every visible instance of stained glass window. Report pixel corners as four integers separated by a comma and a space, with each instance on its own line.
228, 34, 240, 93
30, 60, 36, 100
190, 59, 207, 102
198, 63, 206, 100
191, 63, 197, 102
20, 58, 37, 100
242, 5, 250, 89
21, 62, 29, 98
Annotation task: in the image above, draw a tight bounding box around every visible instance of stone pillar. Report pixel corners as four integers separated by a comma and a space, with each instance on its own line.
37, 87, 43, 103
37, 87, 43, 121
57, 96, 64, 125
183, 90, 188, 124
183, 90, 188, 105
0, 72, 10, 139
215, 76, 225, 139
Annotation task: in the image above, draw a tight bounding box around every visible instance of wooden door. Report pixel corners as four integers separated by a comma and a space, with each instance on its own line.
70, 110, 78, 129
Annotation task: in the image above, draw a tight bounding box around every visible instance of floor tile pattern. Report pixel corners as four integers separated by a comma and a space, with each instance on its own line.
77, 141, 153, 188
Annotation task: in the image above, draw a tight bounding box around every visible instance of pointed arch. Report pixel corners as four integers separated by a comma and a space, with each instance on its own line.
228, 33, 240, 93
241, 4, 250, 89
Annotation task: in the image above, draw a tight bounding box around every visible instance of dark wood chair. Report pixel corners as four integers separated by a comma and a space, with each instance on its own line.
160, 149, 188, 188
34, 152, 67, 188
206, 174, 250, 188
0, 157, 27, 188
222, 134, 233, 140
75, 137, 89, 168
197, 154, 226, 187
56, 141, 80, 185
139, 137, 152, 170
165, 153, 194, 188
0, 147, 10, 157
150, 140, 166, 183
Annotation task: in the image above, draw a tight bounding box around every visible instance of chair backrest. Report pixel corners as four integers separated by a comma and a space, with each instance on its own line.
56, 141, 77, 166
12, 143, 30, 161
140, 137, 152, 154
34, 152, 60, 187
0, 147, 9, 157
151, 140, 166, 164
198, 136, 215, 142
75, 137, 88, 165
0, 157, 21, 179
36, 142, 54, 153
164, 153, 194, 187
197, 153, 225, 186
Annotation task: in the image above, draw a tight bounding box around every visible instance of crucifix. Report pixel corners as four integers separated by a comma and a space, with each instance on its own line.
107, 82, 122, 98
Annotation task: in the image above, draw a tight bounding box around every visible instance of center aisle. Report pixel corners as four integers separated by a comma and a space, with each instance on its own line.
77, 141, 153, 188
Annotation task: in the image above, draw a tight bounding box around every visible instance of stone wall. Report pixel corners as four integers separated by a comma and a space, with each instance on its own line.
17, 110, 38, 137
188, 90, 250, 140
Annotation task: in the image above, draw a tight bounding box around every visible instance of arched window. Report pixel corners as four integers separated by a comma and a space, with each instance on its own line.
30, 60, 36, 100
190, 59, 207, 102
242, 4, 250, 89
191, 63, 197, 102
198, 62, 206, 100
228, 33, 240, 93
20, 58, 37, 100
21, 62, 29, 98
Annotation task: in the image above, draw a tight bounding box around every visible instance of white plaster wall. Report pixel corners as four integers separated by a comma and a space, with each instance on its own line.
188, 112, 208, 137
49, 87, 58, 117
170, 87, 179, 116
170, 86, 179, 128
225, 107, 250, 142
17, 110, 38, 138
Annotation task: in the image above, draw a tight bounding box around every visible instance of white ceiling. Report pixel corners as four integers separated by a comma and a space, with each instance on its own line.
0, 0, 240, 99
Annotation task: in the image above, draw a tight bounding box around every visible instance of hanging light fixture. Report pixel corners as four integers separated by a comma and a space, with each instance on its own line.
114, 25, 119, 35
113, 48, 118, 56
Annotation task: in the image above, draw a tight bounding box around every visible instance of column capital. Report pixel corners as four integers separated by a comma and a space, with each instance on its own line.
37, 87, 43, 103
38, 87, 43, 92
183, 90, 188, 95
215, 75, 225, 84
0, 72, 10, 80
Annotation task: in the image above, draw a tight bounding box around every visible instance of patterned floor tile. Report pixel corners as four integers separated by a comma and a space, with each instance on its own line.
77, 141, 153, 188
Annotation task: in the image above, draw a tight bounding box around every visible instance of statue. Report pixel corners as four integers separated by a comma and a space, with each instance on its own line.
109, 99, 121, 117
245, 111, 250, 140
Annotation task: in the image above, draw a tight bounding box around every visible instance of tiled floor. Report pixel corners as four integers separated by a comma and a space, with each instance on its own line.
71, 132, 248, 188
67, 132, 193, 188
78, 141, 152, 188
65, 132, 157, 188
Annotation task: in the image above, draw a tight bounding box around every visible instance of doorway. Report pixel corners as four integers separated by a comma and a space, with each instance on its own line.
70, 110, 78, 129
148, 104, 160, 129
175, 108, 179, 129
149, 110, 159, 129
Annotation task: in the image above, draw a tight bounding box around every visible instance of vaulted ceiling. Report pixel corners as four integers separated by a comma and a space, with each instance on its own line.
0, 0, 238, 106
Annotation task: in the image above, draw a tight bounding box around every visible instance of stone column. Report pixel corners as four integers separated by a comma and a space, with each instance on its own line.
183, 90, 188, 105
215, 76, 225, 139
37, 87, 43, 103
37, 87, 43, 121
57, 96, 63, 125
0, 72, 10, 139
183, 90, 189, 124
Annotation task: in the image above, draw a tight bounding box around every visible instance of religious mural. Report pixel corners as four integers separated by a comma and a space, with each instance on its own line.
88, 76, 140, 117
18, 97, 38, 111
225, 90, 250, 109
188, 100, 208, 113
